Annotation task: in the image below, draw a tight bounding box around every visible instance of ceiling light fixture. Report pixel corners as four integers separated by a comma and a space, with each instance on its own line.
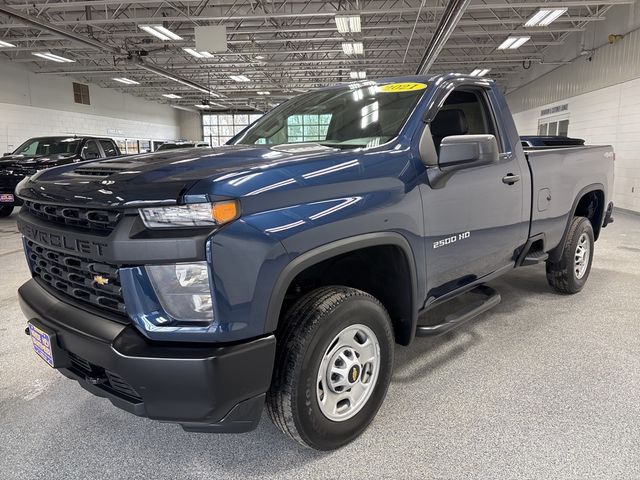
162, 93, 182, 99
349, 71, 367, 79
113, 77, 140, 85
32, 52, 75, 63
139, 24, 183, 41
230, 75, 250, 82
524, 8, 567, 27
470, 68, 491, 77
335, 14, 361, 34
342, 42, 364, 55
0, 40, 16, 48
182, 47, 213, 58
497, 36, 531, 50
257, 91, 270, 95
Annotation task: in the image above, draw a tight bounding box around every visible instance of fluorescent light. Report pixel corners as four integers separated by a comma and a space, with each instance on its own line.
32, 52, 75, 63
349, 71, 367, 79
230, 75, 250, 82
524, 8, 567, 27
538, 8, 568, 26
510, 36, 531, 49
139, 24, 182, 41
113, 77, 140, 85
342, 41, 364, 55
470, 68, 490, 77
162, 93, 182, 99
497, 36, 530, 50
335, 14, 361, 34
254, 55, 265, 60
194, 102, 223, 109
182, 47, 213, 58
0, 40, 16, 48
257, 91, 270, 95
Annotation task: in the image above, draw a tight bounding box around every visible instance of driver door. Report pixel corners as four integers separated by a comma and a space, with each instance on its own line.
422, 84, 527, 296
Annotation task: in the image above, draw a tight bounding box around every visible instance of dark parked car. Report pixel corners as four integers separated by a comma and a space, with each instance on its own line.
155, 141, 210, 151
0, 136, 120, 217
16, 75, 614, 450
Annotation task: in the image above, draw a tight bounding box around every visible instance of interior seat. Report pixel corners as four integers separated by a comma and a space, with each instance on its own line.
431, 109, 469, 153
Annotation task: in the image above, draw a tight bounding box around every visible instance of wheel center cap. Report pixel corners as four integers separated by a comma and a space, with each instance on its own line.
348, 364, 361, 383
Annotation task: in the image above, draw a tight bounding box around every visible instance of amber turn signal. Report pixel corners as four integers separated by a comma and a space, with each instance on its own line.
212, 200, 240, 224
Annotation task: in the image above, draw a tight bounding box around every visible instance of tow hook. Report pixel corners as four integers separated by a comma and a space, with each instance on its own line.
87, 376, 107, 385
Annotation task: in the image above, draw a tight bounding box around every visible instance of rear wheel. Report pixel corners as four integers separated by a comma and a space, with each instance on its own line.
267, 286, 394, 450
546, 216, 594, 294
0, 205, 14, 218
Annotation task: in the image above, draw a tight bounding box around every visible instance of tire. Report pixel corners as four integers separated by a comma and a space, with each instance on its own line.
267, 286, 394, 450
546, 216, 594, 294
0, 205, 14, 218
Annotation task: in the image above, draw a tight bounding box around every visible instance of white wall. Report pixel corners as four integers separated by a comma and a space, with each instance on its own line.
177, 109, 204, 141
0, 59, 182, 153
512, 78, 640, 213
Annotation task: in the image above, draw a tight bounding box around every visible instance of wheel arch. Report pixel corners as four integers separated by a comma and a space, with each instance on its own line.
265, 232, 419, 346
548, 183, 605, 262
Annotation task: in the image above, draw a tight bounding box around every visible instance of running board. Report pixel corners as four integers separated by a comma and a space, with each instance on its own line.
521, 250, 549, 266
415, 285, 501, 337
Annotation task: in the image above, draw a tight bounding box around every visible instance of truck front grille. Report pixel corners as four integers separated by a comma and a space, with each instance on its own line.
23, 201, 121, 233
26, 239, 126, 315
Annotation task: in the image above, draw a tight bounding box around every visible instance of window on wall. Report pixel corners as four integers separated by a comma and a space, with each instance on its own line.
73, 82, 90, 105
286, 114, 332, 143
203, 113, 263, 147
538, 116, 569, 137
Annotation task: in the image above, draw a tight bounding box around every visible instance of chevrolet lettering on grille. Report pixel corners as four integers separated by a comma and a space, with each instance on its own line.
18, 220, 108, 257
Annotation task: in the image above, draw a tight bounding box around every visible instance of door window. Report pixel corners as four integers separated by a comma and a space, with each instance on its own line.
82, 140, 102, 160
99, 140, 118, 157
431, 89, 500, 153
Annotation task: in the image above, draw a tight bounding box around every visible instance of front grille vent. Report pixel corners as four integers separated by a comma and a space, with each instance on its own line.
68, 352, 141, 401
26, 240, 126, 315
71, 159, 145, 177
24, 201, 121, 232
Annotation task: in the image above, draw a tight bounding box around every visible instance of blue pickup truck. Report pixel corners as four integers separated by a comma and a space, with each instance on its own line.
14, 75, 614, 450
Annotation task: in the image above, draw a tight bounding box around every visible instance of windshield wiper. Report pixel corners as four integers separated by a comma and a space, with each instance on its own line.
318, 142, 363, 150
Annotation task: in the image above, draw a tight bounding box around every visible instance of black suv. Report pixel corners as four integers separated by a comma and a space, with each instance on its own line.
0, 136, 120, 217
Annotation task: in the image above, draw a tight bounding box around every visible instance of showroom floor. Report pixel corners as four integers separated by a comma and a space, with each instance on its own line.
1, 211, 639, 480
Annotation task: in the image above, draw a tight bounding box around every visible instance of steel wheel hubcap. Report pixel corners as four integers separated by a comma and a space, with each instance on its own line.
574, 232, 590, 279
316, 324, 380, 422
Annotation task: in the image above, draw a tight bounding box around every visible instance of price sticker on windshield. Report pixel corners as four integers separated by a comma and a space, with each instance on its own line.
377, 82, 427, 93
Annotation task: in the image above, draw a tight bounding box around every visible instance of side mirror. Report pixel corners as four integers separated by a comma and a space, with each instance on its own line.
438, 134, 499, 172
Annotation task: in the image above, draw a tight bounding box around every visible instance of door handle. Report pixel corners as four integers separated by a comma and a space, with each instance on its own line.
502, 173, 521, 185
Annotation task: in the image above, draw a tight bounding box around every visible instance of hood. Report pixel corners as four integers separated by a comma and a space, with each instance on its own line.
0, 153, 76, 169
15, 144, 361, 208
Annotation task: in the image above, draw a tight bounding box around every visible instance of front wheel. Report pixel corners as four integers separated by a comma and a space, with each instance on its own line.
0, 205, 14, 218
546, 216, 594, 294
267, 286, 394, 450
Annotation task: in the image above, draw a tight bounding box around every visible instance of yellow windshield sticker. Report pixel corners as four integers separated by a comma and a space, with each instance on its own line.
377, 82, 427, 93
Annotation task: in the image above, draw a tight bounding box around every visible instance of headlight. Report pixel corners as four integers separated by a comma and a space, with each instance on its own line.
146, 262, 214, 323
139, 200, 239, 228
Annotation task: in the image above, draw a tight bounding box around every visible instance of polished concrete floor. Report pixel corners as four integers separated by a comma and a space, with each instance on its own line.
1, 210, 639, 480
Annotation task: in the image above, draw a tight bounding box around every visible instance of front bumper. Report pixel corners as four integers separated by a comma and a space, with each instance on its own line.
19, 279, 276, 433
0, 172, 26, 206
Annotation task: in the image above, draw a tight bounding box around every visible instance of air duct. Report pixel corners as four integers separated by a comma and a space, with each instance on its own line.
416, 0, 471, 75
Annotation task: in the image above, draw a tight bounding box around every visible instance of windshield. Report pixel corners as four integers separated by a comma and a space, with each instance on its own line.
12, 137, 81, 157
232, 81, 428, 149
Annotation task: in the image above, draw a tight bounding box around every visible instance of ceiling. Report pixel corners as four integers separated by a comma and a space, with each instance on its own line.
0, 0, 632, 111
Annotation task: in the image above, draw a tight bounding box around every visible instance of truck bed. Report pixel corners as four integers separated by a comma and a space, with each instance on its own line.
525, 145, 615, 251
